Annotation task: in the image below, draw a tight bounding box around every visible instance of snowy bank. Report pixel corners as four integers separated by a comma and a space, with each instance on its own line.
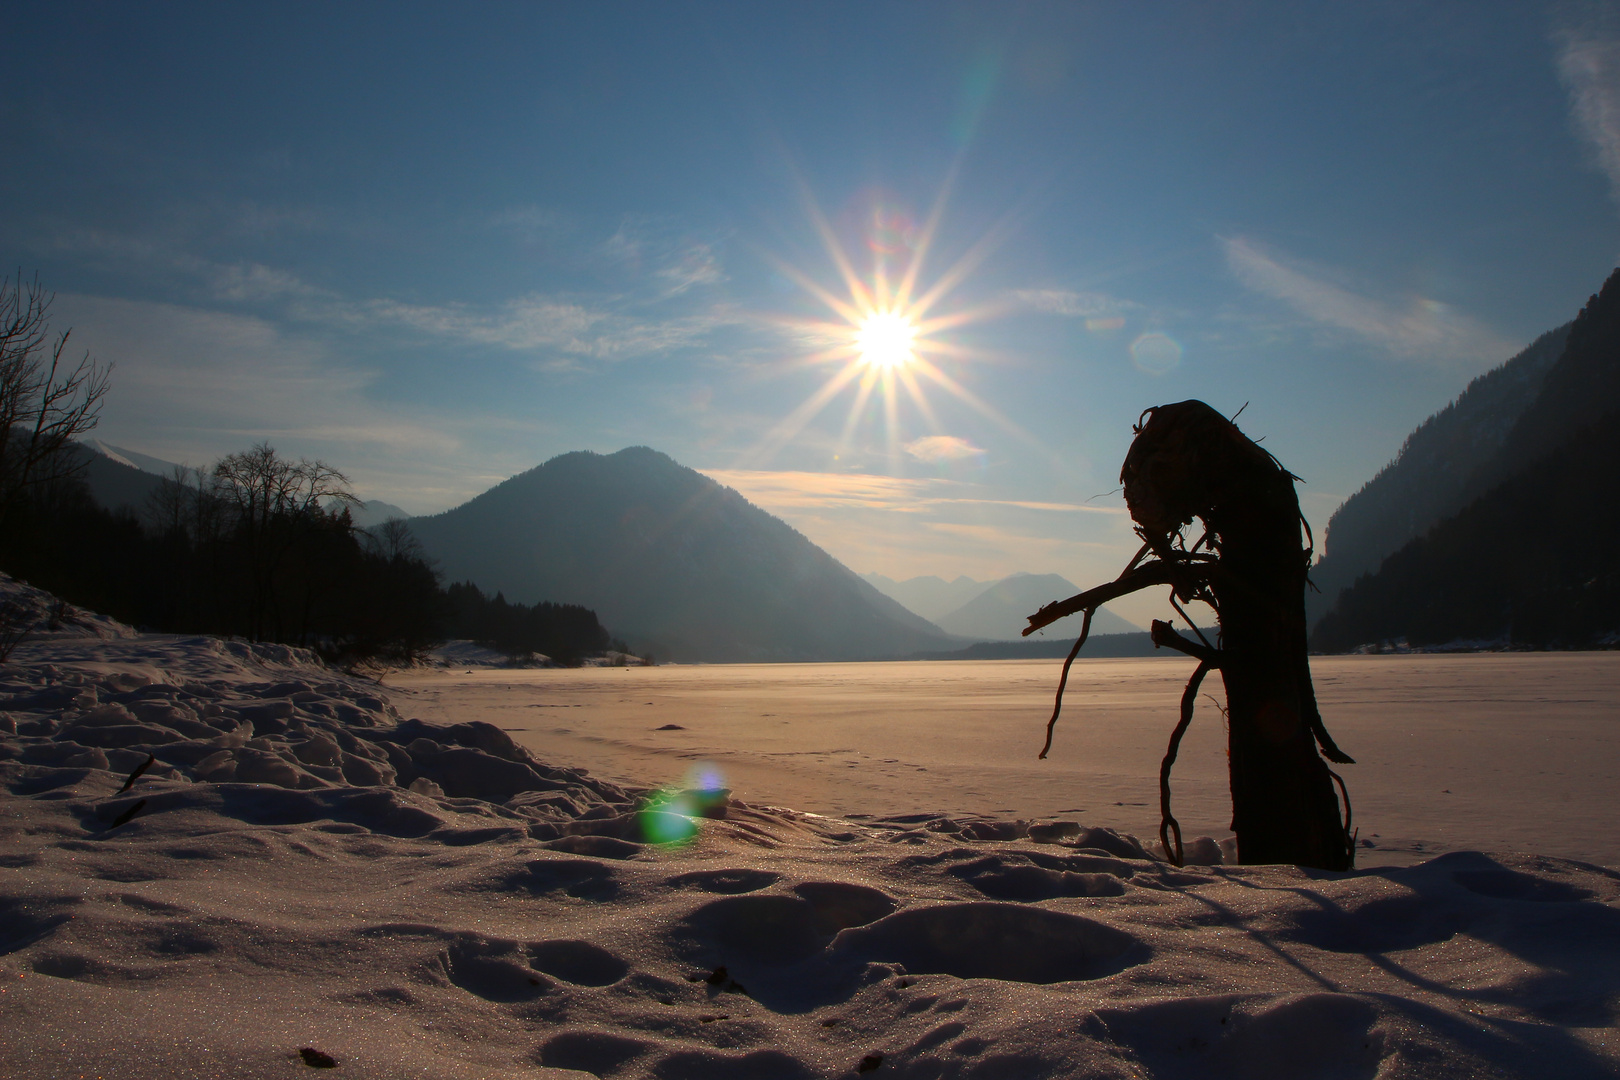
1, 581, 1617, 1078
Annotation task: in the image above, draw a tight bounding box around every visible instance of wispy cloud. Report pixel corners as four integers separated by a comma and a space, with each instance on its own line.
904, 435, 985, 463
702, 468, 1122, 515
1222, 236, 1516, 366
57, 295, 454, 452
60, 226, 754, 368
704, 470, 954, 511
487, 205, 567, 241
1558, 22, 1620, 205
1011, 288, 1138, 318
604, 217, 730, 299
49, 294, 516, 510
327, 293, 743, 365
694, 467, 1142, 615
924, 520, 1121, 552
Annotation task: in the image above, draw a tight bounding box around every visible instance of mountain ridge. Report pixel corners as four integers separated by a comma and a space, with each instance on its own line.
1309, 322, 1570, 626
1311, 266, 1620, 649
864, 570, 1139, 638
407, 447, 957, 662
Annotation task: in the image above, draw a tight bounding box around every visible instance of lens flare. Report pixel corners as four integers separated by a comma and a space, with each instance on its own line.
856, 311, 916, 370
747, 175, 1027, 471
635, 762, 729, 846
1130, 332, 1183, 375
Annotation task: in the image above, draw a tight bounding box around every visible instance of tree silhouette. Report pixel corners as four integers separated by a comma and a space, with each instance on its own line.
0, 272, 111, 528
1027, 400, 1354, 871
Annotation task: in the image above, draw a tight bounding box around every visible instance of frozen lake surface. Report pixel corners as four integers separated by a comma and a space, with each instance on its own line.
393, 652, 1620, 868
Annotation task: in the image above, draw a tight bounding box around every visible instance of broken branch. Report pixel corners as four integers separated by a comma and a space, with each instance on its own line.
1023, 559, 1212, 637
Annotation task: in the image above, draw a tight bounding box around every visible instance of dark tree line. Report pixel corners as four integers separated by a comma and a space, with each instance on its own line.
443, 581, 624, 664
1310, 412, 1620, 652
0, 272, 624, 666
0, 271, 111, 535
0, 443, 626, 666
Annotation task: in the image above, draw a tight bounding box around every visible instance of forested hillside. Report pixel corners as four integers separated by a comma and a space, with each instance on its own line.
1308, 324, 1568, 626
1311, 268, 1620, 649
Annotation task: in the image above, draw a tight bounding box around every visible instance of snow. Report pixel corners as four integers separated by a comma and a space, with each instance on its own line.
2, 576, 1618, 1077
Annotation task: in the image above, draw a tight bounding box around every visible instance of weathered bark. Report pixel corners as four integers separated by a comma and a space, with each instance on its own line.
1027, 400, 1353, 871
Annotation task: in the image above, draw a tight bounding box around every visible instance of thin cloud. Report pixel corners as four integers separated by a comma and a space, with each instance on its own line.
654, 243, 727, 297
488, 205, 566, 240
704, 469, 953, 512
58, 225, 747, 367
304, 289, 751, 366
604, 217, 730, 299
44, 294, 529, 511
702, 469, 1120, 515
1558, 25, 1620, 205
1222, 237, 1516, 366
904, 435, 985, 463
925, 520, 1120, 551
57, 295, 457, 455
1011, 288, 1139, 318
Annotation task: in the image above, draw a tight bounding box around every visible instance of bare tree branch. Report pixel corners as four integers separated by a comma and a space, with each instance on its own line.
0, 272, 112, 522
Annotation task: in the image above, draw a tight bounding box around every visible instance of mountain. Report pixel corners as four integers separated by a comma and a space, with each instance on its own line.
73, 441, 169, 514
1308, 323, 1569, 626
861, 573, 990, 622
83, 439, 184, 479
935, 573, 1141, 641
1310, 417, 1620, 650
406, 447, 957, 662
350, 500, 413, 529
1311, 267, 1620, 650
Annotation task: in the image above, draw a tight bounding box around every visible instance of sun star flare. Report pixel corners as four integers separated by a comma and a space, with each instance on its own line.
748, 180, 1026, 471
855, 311, 917, 370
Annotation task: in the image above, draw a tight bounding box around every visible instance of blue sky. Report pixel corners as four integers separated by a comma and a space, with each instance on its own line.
8, 2, 1620, 623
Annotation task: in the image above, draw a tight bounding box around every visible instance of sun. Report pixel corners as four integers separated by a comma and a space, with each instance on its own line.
746, 177, 1023, 470
855, 311, 916, 370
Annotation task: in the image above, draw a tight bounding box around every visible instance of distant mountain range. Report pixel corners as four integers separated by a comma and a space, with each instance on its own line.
71, 437, 1166, 660
863, 571, 1140, 640
861, 573, 987, 623
1311, 267, 1620, 650
407, 447, 957, 662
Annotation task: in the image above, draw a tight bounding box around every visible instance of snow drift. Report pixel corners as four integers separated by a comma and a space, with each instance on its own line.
1, 574, 1616, 1078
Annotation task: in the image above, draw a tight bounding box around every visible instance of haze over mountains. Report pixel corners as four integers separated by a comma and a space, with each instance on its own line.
72, 439, 1143, 661
864, 572, 1140, 640
406, 447, 955, 662
81, 253, 1620, 663
1310, 266, 1620, 650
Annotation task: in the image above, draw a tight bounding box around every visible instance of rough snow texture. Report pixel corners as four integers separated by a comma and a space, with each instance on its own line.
0, 572, 140, 642
1, 597, 1618, 1077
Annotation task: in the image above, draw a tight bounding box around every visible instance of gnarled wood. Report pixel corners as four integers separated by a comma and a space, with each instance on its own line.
1028, 400, 1353, 871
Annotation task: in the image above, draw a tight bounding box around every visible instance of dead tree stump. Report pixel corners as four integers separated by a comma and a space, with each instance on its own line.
1026, 400, 1353, 871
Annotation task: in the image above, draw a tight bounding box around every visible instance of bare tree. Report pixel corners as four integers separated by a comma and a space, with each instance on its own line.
212, 444, 357, 534
0, 273, 112, 523
211, 443, 360, 640
364, 517, 425, 564
145, 464, 205, 538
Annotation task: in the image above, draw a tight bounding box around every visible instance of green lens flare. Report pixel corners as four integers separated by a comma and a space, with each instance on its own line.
636, 763, 729, 845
